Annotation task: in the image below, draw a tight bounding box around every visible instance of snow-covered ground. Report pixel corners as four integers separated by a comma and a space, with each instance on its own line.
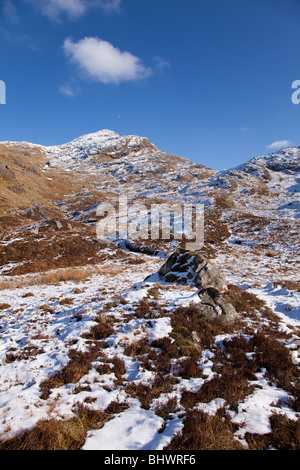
0, 132, 299, 449
0, 254, 195, 448
0, 246, 299, 449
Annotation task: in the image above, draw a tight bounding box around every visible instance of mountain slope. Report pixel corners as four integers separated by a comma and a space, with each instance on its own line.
210, 146, 300, 216
0, 130, 299, 451
1, 130, 299, 281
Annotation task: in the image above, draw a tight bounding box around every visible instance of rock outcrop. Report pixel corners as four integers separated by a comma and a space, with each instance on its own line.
196, 287, 237, 322
157, 249, 237, 322
20, 205, 50, 220
158, 249, 228, 291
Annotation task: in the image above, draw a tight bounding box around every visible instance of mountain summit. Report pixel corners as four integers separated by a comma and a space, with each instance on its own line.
46, 129, 159, 167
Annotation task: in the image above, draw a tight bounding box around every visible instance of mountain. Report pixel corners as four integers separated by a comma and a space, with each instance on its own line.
0, 130, 299, 451
45, 129, 215, 207
210, 146, 300, 216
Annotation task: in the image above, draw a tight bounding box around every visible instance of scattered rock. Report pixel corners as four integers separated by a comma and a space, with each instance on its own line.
23, 217, 71, 234
157, 250, 236, 322
196, 287, 237, 322
0, 163, 17, 183
158, 249, 228, 291
0, 163, 24, 193
55, 219, 63, 229
20, 205, 49, 220
122, 239, 165, 257
191, 331, 201, 349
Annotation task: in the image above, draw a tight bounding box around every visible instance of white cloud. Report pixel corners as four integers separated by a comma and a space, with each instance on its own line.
26, 0, 121, 21
96, 0, 121, 13
3, 0, 19, 22
63, 37, 151, 84
59, 81, 80, 97
267, 140, 293, 150
153, 56, 171, 71
44, 0, 86, 19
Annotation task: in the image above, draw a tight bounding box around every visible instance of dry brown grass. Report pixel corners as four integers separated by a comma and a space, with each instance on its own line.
94, 354, 126, 384
179, 325, 299, 417
0, 261, 124, 291
251, 332, 299, 392
0, 229, 111, 276
135, 298, 152, 318
177, 354, 203, 379
202, 208, 231, 258
0, 404, 110, 450
223, 284, 266, 315
165, 409, 244, 450
125, 382, 152, 409
39, 345, 105, 400
273, 280, 300, 292
181, 369, 254, 412
0, 303, 11, 310
59, 297, 74, 306
150, 336, 179, 359
214, 194, 236, 209
0, 268, 90, 290
245, 414, 300, 450
82, 315, 116, 341
123, 336, 149, 358
119, 204, 231, 260
21, 291, 34, 297
5, 343, 45, 363
170, 303, 242, 355
41, 268, 91, 284
38, 304, 54, 313
0, 143, 92, 215
126, 373, 178, 410
154, 397, 179, 421
111, 357, 126, 382
147, 285, 160, 299
228, 211, 270, 235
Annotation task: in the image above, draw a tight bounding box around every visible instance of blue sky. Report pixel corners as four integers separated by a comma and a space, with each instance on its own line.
0, 0, 300, 170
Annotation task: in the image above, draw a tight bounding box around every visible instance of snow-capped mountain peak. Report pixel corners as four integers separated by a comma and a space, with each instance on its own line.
251, 146, 300, 172
45, 129, 158, 167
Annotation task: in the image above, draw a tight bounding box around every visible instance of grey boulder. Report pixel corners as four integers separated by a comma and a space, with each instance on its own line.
196, 287, 237, 322
158, 249, 228, 291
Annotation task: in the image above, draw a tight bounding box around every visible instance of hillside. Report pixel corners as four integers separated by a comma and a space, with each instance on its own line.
0, 131, 299, 450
